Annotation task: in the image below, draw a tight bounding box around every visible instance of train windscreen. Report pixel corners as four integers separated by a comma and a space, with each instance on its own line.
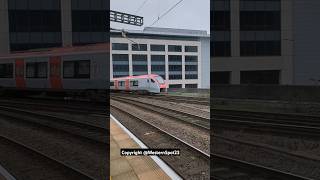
155, 76, 164, 84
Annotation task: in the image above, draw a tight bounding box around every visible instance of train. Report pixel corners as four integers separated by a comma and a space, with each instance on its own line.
0, 43, 109, 100
110, 74, 167, 94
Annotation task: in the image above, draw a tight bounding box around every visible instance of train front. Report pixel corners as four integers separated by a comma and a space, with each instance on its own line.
153, 75, 167, 93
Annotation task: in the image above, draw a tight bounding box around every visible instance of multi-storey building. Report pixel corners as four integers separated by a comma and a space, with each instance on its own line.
110, 27, 210, 88
211, 0, 320, 85
0, 0, 108, 53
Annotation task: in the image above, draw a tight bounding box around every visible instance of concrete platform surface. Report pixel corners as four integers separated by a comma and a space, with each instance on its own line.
0, 163, 16, 180
110, 117, 171, 180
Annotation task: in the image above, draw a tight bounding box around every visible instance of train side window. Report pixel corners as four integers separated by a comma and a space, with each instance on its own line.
130, 80, 138, 86
151, 79, 155, 83
63, 61, 74, 78
110, 81, 114, 86
63, 60, 90, 79
0, 63, 13, 78
118, 81, 125, 86
26, 62, 48, 78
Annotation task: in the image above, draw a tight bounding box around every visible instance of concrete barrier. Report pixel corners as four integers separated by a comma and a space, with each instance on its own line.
167, 88, 210, 94
212, 85, 320, 102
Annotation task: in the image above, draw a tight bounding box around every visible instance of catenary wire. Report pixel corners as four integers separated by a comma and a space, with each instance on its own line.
149, 0, 184, 27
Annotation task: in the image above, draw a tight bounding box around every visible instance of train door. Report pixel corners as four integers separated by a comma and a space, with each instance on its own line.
114, 80, 118, 90
49, 57, 62, 89
125, 79, 130, 91
15, 59, 26, 89
145, 78, 150, 91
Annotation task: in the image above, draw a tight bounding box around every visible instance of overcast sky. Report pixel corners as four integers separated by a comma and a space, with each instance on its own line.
110, 0, 210, 34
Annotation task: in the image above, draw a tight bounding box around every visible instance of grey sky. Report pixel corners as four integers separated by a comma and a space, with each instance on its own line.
110, 0, 210, 34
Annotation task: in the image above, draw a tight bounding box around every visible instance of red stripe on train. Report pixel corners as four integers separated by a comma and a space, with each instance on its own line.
125, 79, 130, 91
15, 59, 26, 89
49, 56, 63, 89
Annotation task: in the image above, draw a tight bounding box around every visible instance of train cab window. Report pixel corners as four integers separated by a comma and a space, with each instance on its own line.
26, 62, 48, 78
130, 80, 139, 86
0, 63, 13, 78
63, 60, 90, 79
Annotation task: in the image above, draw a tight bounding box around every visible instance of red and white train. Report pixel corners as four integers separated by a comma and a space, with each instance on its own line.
0, 43, 109, 99
110, 74, 167, 94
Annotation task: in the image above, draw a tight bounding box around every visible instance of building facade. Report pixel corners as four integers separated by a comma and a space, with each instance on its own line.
211, 0, 320, 85
110, 27, 210, 89
0, 0, 108, 53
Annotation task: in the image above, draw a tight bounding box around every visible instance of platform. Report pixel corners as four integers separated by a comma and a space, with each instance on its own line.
0, 163, 16, 180
110, 114, 181, 180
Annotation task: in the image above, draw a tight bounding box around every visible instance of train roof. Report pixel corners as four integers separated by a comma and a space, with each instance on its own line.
0, 43, 110, 60
111, 74, 162, 80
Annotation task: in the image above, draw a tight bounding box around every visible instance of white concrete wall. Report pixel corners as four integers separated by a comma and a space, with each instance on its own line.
110, 37, 208, 88
0, 0, 9, 54
61, 0, 72, 47
293, 0, 320, 85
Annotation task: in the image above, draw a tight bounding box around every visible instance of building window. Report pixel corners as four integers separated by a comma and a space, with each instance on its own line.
150, 44, 165, 51
239, 1, 281, 57
112, 43, 128, 50
132, 44, 147, 51
211, 41, 231, 57
169, 84, 182, 88
63, 60, 90, 79
212, 71, 230, 84
185, 74, 198, 79
185, 56, 198, 79
185, 56, 198, 62
185, 46, 198, 52
168, 45, 182, 52
113, 54, 129, 78
151, 55, 165, 79
132, 55, 147, 76
185, 84, 197, 88
213, 11, 230, 31
240, 11, 280, 31
240, 41, 281, 56
72, 10, 107, 32
71, 0, 108, 45
240, 70, 280, 84
168, 55, 182, 80
26, 62, 48, 78
0, 64, 13, 78
8, 9, 62, 51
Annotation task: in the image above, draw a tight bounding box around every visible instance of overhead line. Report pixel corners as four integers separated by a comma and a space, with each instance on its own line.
149, 0, 184, 27
134, 0, 150, 14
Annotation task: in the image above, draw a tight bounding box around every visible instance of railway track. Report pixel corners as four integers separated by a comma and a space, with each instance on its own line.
212, 153, 312, 180
111, 92, 209, 105
213, 134, 320, 179
0, 105, 108, 144
110, 105, 210, 180
212, 108, 320, 136
111, 96, 210, 130
0, 103, 108, 180
0, 98, 107, 115
0, 136, 95, 180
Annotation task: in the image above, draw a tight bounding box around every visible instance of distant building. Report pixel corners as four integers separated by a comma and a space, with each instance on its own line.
211, 0, 320, 85
110, 27, 210, 89
0, 0, 108, 53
